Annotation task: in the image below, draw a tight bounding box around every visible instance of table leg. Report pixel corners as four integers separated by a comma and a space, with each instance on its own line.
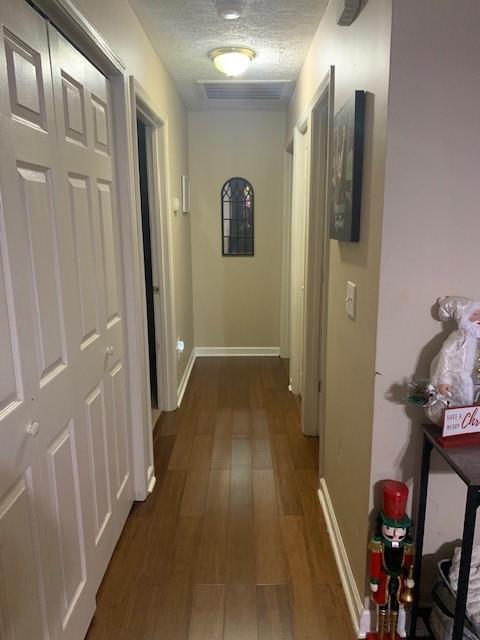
452, 487, 480, 640
409, 435, 432, 639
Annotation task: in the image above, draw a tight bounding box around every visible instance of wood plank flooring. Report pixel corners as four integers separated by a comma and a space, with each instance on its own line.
86, 357, 354, 640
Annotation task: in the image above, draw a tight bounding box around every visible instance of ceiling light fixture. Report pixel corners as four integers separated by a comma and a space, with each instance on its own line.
210, 47, 255, 78
215, 1, 245, 20
221, 8, 241, 19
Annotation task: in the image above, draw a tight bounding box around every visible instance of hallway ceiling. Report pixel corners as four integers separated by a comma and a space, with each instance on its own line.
128, 0, 328, 110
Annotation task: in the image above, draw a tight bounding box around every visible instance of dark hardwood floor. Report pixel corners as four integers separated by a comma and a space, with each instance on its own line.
86, 357, 354, 639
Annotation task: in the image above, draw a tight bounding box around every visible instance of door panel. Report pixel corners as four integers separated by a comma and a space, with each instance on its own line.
47, 423, 87, 627
0, 218, 21, 416
109, 361, 129, 497
62, 73, 87, 146
17, 164, 67, 383
97, 180, 120, 326
0, 473, 46, 638
48, 21, 132, 591
85, 383, 112, 544
68, 174, 101, 347
91, 95, 110, 154
4, 28, 47, 130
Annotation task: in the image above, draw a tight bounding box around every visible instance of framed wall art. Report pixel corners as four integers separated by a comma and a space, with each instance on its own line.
329, 90, 366, 242
221, 177, 254, 256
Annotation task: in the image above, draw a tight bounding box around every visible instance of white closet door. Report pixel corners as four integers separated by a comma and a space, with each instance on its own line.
0, 1, 96, 638
0, 2, 134, 638
48, 24, 132, 592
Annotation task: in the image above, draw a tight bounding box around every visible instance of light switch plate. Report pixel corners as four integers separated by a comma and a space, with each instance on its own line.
346, 281, 356, 319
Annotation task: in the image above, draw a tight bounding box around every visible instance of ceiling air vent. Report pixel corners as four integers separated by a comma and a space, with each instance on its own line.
198, 81, 291, 101
336, 0, 360, 25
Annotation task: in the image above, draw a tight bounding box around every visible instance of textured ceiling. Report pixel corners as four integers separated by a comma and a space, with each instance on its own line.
129, 0, 329, 110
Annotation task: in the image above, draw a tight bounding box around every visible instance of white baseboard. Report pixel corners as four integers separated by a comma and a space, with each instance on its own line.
318, 479, 365, 637
177, 348, 196, 407
195, 346, 280, 357
147, 474, 156, 493
318, 479, 407, 638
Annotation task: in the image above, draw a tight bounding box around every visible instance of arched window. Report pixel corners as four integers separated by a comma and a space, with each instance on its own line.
221, 177, 254, 256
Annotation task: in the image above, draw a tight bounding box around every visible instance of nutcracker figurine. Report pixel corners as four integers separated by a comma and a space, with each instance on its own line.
367, 481, 415, 640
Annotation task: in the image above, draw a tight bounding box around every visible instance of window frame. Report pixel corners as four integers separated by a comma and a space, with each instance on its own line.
221, 176, 255, 257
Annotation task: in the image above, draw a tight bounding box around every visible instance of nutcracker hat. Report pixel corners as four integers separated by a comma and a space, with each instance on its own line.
380, 480, 411, 528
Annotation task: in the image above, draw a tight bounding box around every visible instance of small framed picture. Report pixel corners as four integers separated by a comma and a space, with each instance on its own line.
181, 175, 190, 214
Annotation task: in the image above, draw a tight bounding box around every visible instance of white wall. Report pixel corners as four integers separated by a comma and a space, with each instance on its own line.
287, 0, 392, 595
74, 0, 194, 385
189, 111, 285, 349
372, 0, 480, 598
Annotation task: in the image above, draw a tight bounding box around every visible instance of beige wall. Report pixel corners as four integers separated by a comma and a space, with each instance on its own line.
189, 111, 285, 348
287, 0, 392, 594
372, 0, 480, 597
74, 0, 194, 385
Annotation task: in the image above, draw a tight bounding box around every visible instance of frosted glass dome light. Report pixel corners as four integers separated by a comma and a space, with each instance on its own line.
221, 9, 241, 19
210, 48, 255, 78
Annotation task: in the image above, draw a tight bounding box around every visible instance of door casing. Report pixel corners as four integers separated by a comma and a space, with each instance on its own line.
279, 147, 293, 359
130, 78, 178, 419
299, 69, 335, 472
289, 123, 309, 396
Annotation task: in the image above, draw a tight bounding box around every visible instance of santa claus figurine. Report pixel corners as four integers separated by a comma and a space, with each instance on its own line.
367, 481, 414, 640
425, 296, 480, 425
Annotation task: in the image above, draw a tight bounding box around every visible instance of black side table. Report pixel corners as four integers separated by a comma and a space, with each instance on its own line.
410, 424, 480, 639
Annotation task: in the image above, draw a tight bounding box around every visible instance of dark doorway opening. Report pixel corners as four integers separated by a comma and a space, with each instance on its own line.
137, 117, 158, 408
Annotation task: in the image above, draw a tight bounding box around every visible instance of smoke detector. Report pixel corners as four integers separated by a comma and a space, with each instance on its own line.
215, 0, 246, 20
336, 0, 360, 25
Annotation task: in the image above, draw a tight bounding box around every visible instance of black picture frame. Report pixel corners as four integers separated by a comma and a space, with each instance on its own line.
329, 90, 365, 242
221, 177, 254, 257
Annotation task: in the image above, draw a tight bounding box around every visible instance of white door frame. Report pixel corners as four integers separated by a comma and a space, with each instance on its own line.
279, 145, 293, 359
289, 120, 309, 395
130, 78, 178, 415
32, 0, 157, 500
300, 69, 335, 454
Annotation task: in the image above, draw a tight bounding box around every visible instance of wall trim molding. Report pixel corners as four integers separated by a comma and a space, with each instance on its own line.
318, 479, 364, 637
177, 348, 196, 407
195, 347, 281, 357
146, 464, 156, 494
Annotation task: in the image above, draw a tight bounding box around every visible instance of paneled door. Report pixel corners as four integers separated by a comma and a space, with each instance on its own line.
48, 23, 132, 593
0, 1, 96, 638
0, 1, 133, 638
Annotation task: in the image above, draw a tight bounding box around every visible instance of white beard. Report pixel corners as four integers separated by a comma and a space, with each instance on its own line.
460, 307, 480, 339
465, 323, 480, 340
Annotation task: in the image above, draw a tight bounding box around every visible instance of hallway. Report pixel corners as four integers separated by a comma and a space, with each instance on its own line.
86, 357, 354, 639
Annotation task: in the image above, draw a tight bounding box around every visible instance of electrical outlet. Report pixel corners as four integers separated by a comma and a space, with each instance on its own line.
176, 338, 185, 362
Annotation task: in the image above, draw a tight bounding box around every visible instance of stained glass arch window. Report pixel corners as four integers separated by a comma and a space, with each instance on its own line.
221, 177, 254, 256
